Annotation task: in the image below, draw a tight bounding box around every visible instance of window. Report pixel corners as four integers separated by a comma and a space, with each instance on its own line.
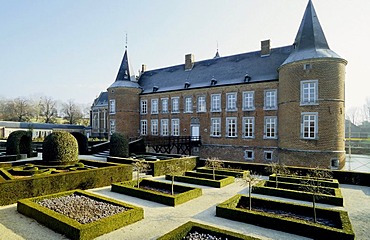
197, 96, 206, 112
109, 120, 115, 134
301, 112, 318, 139
242, 117, 254, 138
243, 91, 255, 111
210, 118, 221, 137
171, 97, 180, 113
264, 151, 273, 161
140, 120, 147, 135
151, 99, 158, 114
226, 117, 237, 137
211, 94, 221, 112
161, 119, 169, 136
109, 99, 116, 114
226, 92, 237, 111
244, 150, 254, 160
140, 100, 147, 114
151, 119, 158, 135
264, 116, 277, 139
264, 89, 277, 110
171, 119, 180, 136
301, 80, 318, 105
161, 98, 169, 113
184, 96, 193, 113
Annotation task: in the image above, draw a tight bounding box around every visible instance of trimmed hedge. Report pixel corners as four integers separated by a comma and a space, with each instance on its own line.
71, 132, 88, 155
196, 167, 249, 178
17, 190, 143, 240
43, 131, 79, 164
253, 180, 344, 206
269, 174, 340, 188
165, 171, 235, 188
110, 133, 129, 157
6, 130, 32, 158
0, 155, 17, 162
111, 179, 202, 206
158, 221, 259, 240
216, 195, 354, 240
0, 160, 132, 206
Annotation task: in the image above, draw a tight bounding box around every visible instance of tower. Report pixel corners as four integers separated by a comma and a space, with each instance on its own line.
107, 48, 142, 139
278, 0, 347, 169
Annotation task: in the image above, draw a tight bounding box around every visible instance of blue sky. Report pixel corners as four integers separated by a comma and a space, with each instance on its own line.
1, 0, 369, 109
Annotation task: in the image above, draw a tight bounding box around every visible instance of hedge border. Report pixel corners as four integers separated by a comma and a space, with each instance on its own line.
17, 189, 143, 240
196, 167, 249, 178
111, 179, 202, 206
157, 221, 260, 240
253, 180, 343, 206
216, 195, 354, 240
269, 174, 340, 188
165, 172, 235, 188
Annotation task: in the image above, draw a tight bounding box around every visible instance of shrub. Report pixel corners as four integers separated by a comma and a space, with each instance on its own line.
43, 131, 78, 164
110, 133, 129, 157
71, 132, 88, 155
6, 131, 32, 158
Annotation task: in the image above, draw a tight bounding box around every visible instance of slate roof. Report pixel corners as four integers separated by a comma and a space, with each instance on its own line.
92, 92, 108, 108
138, 46, 292, 94
0, 121, 85, 130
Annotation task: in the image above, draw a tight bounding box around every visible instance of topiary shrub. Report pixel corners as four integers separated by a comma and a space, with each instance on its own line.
71, 132, 88, 155
6, 130, 32, 158
42, 131, 79, 165
110, 133, 129, 157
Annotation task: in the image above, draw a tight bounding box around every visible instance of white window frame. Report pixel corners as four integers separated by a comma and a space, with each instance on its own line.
264, 89, 277, 110
226, 117, 237, 138
244, 150, 254, 160
264, 150, 274, 161
210, 118, 221, 137
171, 97, 180, 113
161, 98, 169, 113
151, 119, 158, 135
140, 120, 147, 135
184, 96, 193, 113
151, 99, 158, 114
301, 80, 318, 105
161, 119, 169, 136
211, 94, 221, 112
109, 99, 116, 114
197, 96, 206, 112
301, 112, 318, 139
242, 117, 255, 139
140, 100, 147, 114
109, 119, 115, 134
264, 116, 277, 139
242, 91, 255, 111
226, 92, 237, 111
171, 119, 180, 136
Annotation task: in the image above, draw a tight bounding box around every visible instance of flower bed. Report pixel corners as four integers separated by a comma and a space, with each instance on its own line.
216, 195, 354, 240
158, 221, 259, 240
17, 190, 144, 240
111, 179, 202, 206
165, 171, 235, 188
196, 167, 249, 178
269, 174, 340, 188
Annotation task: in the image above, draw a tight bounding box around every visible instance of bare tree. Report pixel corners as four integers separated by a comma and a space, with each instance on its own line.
241, 172, 262, 210
2, 97, 32, 122
205, 157, 224, 180
62, 99, 83, 124
165, 162, 184, 195
39, 96, 58, 123
132, 160, 151, 188
266, 162, 290, 188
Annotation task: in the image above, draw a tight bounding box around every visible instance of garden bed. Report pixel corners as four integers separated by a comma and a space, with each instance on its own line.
17, 190, 144, 240
165, 171, 235, 188
196, 167, 249, 178
253, 180, 343, 206
269, 174, 340, 188
111, 179, 202, 206
216, 195, 354, 240
158, 221, 259, 240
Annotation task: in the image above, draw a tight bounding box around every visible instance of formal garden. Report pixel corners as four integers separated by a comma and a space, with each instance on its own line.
1, 131, 368, 239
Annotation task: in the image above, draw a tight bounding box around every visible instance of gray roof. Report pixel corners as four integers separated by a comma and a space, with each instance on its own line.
0, 121, 85, 130
138, 46, 292, 94
282, 0, 342, 66
92, 92, 108, 108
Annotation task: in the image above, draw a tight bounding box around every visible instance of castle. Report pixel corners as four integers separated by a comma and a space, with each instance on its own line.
90, 0, 347, 169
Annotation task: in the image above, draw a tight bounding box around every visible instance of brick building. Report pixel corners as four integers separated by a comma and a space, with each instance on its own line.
91, 1, 347, 169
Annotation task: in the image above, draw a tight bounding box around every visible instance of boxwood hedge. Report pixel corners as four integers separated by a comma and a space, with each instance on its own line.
110, 132, 129, 157
6, 130, 32, 158
43, 131, 78, 164
196, 167, 249, 178
165, 171, 235, 188
71, 132, 88, 155
269, 174, 340, 188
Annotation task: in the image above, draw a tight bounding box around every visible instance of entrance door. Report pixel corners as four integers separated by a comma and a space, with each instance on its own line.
191, 125, 200, 141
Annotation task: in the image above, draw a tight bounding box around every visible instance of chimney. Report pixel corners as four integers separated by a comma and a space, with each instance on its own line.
141, 64, 147, 73
261, 39, 271, 57
185, 54, 194, 71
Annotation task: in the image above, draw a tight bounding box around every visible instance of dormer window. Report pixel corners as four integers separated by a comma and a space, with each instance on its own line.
211, 77, 217, 86
184, 82, 190, 89
244, 73, 251, 82
153, 86, 159, 92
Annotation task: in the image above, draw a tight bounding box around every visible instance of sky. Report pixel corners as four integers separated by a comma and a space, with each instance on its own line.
1, 0, 370, 109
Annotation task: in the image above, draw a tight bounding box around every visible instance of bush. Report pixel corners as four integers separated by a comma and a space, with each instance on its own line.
6, 131, 32, 158
110, 133, 129, 157
71, 132, 88, 155
43, 131, 78, 164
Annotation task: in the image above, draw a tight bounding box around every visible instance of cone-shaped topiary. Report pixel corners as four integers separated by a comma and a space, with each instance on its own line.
43, 131, 79, 164
110, 132, 129, 157
6, 130, 32, 158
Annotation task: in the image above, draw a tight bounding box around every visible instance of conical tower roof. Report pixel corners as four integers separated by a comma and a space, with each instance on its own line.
282, 0, 342, 66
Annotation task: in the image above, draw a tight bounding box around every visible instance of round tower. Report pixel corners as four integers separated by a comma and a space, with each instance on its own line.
278, 0, 347, 169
